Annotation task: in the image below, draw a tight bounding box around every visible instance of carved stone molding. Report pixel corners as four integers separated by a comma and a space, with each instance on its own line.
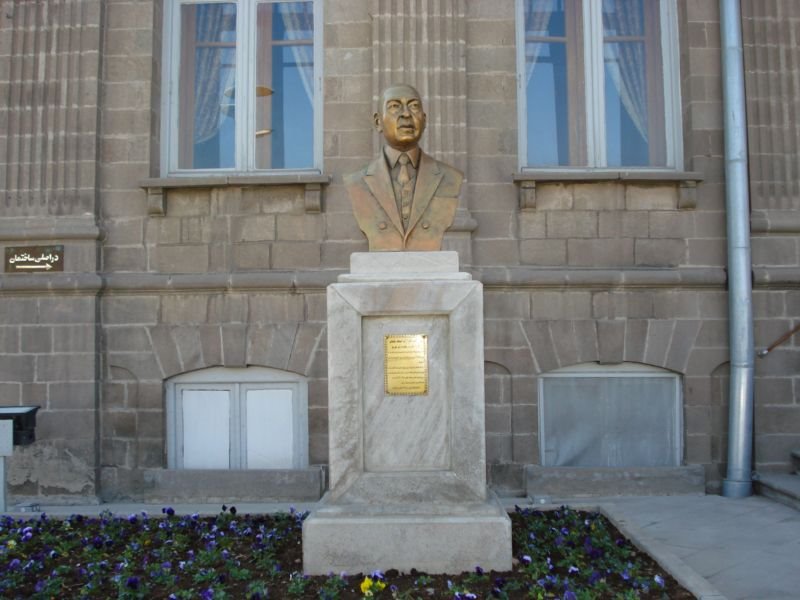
742, 1, 800, 210
513, 171, 703, 211
140, 175, 332, 216
0, 0, 102, 217
371, 0, 467, 174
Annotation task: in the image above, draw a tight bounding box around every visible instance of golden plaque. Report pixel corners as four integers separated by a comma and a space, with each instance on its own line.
384, 334, 428, 395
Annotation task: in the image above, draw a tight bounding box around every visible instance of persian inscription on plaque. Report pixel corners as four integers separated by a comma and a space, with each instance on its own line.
384, 334, 428, 396
5, 245, 64, 273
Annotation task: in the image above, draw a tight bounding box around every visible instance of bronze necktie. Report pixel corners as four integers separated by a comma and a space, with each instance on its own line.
397, 153, 413, 225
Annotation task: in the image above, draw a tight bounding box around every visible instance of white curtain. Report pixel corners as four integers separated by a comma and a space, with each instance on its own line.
192, 4, 236, 144
277, 1, 314, 104
525, 0, 557, 84
602, 0, 648, 141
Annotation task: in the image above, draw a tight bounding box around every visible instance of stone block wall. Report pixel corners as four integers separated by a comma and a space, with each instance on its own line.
0, 0, 103, 501
741, 0, 800, 473
480, 286, 731, 492
0, 0, 798, 501
0, 293, 98, 501
100, 288, 327, 495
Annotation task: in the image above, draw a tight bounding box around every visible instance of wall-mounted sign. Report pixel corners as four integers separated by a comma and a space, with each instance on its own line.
384, 334, 429, 396
4, 245, 64, 273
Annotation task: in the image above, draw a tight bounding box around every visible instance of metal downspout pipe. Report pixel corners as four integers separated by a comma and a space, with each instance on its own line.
720, 0, 754, 498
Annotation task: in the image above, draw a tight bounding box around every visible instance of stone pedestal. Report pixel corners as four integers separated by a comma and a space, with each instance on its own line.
303, 252, 512, 575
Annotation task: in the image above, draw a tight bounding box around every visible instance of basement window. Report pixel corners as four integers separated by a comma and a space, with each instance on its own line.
166, 366, 308, 469
539, 362, 682, 467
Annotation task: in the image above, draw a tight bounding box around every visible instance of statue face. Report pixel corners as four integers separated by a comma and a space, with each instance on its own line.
374, 85, 427, 151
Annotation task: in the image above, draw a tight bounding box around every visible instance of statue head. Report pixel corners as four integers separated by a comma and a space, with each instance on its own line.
373, 83, 427, 152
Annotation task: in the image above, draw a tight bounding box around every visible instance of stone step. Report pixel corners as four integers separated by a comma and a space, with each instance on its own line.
792, 448, 800, 474
525, 465, 705, 502
754, 472, 800, 512
99, 466, 325, 503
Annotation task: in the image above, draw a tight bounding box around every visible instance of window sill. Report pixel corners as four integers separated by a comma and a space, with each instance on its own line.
140, 173, 332, 216
512, 170, 704, 210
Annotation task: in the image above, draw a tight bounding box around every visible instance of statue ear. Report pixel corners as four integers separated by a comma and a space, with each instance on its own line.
373, 112, 382, 131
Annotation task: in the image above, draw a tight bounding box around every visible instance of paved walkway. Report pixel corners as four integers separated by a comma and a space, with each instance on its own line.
602, 494, 800, 600
4, 494, 800, 599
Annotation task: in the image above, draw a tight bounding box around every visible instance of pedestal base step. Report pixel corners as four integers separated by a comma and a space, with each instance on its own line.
302, 498, 512, 575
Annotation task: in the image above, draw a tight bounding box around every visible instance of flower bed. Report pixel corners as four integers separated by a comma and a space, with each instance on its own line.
0, 505, 693, 599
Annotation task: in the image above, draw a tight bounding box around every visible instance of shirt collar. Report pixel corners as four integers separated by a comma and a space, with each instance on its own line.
384, 146, 421, 169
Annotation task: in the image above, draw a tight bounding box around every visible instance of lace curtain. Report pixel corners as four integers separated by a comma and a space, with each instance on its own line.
190, 1, 314, 147
277, 2, 314, 103
192, 4, 236, 145
524, 0, 556, 83
602, 0, 648, 142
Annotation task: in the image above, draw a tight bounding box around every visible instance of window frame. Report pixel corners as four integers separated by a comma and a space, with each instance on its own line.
538, 362, 683, 467
161, 0, 323, 176
515, 0, 683, 172
166, 366, 309, 470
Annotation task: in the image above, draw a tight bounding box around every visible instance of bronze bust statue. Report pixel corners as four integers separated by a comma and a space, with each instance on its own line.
345, 83, 464, 251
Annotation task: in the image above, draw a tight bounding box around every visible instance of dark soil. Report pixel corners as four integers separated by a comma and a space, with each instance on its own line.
0, 506, 695, 599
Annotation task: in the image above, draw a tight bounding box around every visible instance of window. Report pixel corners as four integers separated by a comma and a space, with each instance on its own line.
539, 363, 682, 467
516, 0, 681, 170
162, 0, 321, 174
166, 367, 309, 469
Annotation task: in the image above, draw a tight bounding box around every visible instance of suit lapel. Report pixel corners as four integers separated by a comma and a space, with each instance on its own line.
406, 152, 443, 234
364, 156, 404, 234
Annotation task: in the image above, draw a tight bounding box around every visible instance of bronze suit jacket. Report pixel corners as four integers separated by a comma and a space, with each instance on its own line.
345, 150, 464, 251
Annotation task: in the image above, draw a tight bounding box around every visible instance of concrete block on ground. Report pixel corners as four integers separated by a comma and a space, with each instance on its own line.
303, 494, 512, 575
526, 465, 706, 500
98, 467, 325, 503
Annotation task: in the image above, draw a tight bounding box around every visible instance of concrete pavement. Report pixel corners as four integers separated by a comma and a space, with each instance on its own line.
602, 494, 800, 600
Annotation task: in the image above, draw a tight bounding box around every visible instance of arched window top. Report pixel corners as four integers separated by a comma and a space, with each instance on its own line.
541, 361, 678, 377
168, 366, 306, 385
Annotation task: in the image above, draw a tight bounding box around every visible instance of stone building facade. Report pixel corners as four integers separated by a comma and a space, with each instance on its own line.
0, 0, 798, 504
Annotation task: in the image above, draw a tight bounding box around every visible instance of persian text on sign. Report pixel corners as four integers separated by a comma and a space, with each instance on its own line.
384, 334, 428, 396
